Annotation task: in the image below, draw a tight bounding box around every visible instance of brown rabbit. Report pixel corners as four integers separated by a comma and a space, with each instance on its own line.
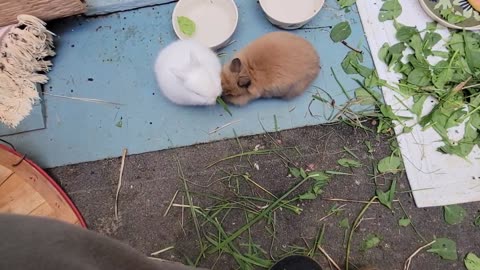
221, 31, 320, 106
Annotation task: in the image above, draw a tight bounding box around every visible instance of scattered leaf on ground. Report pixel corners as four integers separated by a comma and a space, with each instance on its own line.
330, 21, 352, 43
465, 252, 480, 270
361, 234, 382, 251
443, 205, 467, 225
398, 217, 411, 227
338, 158, 362, 168
474, 214, 480, 227
376, 179, 396, 210
377, 156, 402, 174
427, 238, 458, 261
339, 217, 350, 229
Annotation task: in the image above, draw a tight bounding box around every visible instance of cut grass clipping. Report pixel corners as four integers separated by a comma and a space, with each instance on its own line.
177, 156, 334, 269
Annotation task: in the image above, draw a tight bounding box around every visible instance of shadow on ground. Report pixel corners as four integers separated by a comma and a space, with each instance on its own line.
48, 123, 480, 270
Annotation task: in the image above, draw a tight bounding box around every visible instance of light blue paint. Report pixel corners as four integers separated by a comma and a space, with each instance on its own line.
0, 0, 376, 168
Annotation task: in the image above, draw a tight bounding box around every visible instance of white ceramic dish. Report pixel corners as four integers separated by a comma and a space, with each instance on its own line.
259, 0, 325, 29
172, 0, 238, 51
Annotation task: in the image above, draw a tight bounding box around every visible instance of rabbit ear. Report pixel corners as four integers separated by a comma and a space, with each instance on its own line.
237, 75, 251, 88
230, 58, 242, 73
170, 68, 185, 81
189, 53, 200, 67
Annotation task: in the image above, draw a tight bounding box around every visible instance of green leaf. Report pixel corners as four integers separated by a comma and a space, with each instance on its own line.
177, 16, 196, 36
115, 119, 123, 128
337, 158, 362, 168
396, 25, 419, 42
465, 252, 480, 270
364, 71, 386, 88
341, 51, 363, 74
378, 42, 390, 63
412, 95, 428, 117
330, 21, 352, 43
339, 217, 350, 229
361, 234, 381, 251
377, 156, 402, 174
398, 217, 411, 227
376, 179, 396, 209
443, 205, 467, 225
426, 22, 437, 31
407, 68, 431, 87
355, 88, 378, 106
338, 0, 356, 8
474, 214, 480, 227
298, 192, 317, 200
300, 168, 307, 179
378, 0, 402, 22
309, 171, 330, 182
427, 238, 458, 261
289, 167, 301, 178
216, 97, 232, 116
440, 7, 467, 24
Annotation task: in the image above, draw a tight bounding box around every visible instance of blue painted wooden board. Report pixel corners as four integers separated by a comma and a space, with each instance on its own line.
0, 86, 45, 136
0, 0, 375, 168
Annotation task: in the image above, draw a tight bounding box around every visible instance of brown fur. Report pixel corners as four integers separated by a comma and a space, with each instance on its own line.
221, 31, 320, 106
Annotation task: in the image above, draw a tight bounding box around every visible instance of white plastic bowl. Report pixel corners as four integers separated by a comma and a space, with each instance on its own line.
172, 0, 238, 50
259, 0, 324, 29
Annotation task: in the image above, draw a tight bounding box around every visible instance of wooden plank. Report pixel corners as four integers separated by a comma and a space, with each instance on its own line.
0, 165, 13, 186
0, 174, 46, 214
0, 148, 80, 225
0, 0, 86, 27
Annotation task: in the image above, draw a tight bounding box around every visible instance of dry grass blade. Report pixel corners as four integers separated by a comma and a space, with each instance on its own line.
114, 148, 127, 220
317, 245, 341, 270
208, 120, 241, 134
151, 246, 175, 256
45, 93, 125, 106
164, 190, 179, 217
404, 240, 436, 270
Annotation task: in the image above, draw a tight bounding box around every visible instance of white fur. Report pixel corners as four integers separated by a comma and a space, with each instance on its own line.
154, 40, 222, 106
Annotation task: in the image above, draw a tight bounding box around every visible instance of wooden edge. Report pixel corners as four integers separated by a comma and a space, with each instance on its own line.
0, 145, 87, 227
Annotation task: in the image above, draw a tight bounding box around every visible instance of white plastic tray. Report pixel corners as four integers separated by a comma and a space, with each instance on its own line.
357, 0, 480, 207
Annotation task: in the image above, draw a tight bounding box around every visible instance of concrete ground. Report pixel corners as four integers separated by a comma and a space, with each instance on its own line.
48, 123, 480, 270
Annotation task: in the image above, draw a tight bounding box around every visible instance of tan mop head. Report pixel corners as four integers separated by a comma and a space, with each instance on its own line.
0, 15, 55, 128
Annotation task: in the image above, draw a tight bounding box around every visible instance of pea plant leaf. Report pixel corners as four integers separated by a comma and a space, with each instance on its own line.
337, 158, 362, 168
378, 0, 402, 22
474, 214, 480, 227
177, 16, 196, 36
465, 252, 480, 270
338, 0, 356, 8
377, 156, 402, 174
427, 238, 458, 261
339, 217, 350, 229
398, 217, 411, 227
361, 234, 382, 251
376, 179, 396, 210
443, 205, 467, 225
330, 21, 352, 43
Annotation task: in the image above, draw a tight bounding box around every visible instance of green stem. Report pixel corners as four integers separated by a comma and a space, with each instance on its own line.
212, 175, 314, 252
345, 196, 378, 270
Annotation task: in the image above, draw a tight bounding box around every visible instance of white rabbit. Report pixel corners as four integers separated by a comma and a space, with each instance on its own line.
154, 40, 222, 106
